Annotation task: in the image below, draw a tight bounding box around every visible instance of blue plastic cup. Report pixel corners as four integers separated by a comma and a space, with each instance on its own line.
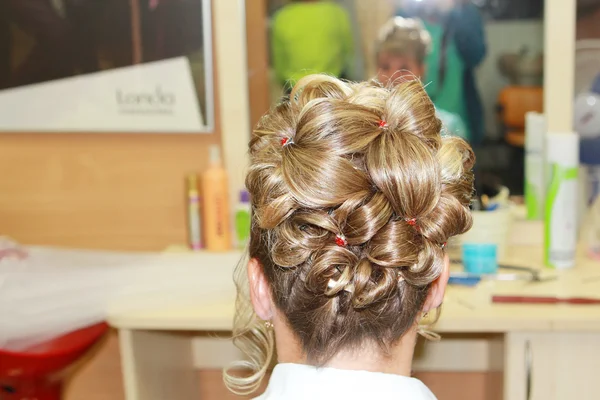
462, 243, 498, 275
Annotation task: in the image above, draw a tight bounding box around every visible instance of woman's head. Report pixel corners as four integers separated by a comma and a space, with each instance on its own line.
226, 75, 474, 394
376, 17, 431, 83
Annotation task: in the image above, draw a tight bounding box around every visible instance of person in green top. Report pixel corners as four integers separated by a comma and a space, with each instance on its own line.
376, 17, 467, 139
270, 0, 354, 91
397, 0, 487, 144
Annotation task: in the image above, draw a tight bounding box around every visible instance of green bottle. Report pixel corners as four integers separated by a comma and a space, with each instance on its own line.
235, 190, 251, 249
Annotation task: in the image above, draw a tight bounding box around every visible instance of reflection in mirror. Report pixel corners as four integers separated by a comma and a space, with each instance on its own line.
0, 0, 214, 132
575, 0, 600, 210
262, 0, 551, 196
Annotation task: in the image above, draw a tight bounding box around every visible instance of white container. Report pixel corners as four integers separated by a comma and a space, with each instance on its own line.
545, 132, 579, 269
524, 112, 546, 220
454, 208, 513, 260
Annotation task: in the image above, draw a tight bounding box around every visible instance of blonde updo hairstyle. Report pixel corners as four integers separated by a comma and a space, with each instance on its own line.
224, 75, 474, 394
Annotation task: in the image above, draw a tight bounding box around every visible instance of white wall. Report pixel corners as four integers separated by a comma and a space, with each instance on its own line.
476, 20, 544, 139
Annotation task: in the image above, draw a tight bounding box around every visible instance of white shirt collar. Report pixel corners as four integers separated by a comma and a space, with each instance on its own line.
255, 363, 437, 400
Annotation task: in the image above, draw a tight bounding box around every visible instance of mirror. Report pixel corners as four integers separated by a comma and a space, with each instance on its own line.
575, 1, 600, 208
250, 0, 549, 196
0, 0, 214, 133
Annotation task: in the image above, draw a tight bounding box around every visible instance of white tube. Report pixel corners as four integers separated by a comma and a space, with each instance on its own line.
545, 132, 580, 269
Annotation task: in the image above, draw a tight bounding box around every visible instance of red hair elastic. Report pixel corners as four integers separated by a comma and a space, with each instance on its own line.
335, 234, 348, 247
281, 137, 293, 146
405, 217, 420, 232
405, 218, 417, 226
378, 120, 388, 129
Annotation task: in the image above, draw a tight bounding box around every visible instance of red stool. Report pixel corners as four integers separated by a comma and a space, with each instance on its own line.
0, 323, 108, 400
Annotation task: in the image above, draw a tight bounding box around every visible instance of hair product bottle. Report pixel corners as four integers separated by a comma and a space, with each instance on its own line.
235, 190, 251, 249
186, 173, 202, 250
545, 133, 579, 269
525, 112, 546, 220
202, 145, 231, 251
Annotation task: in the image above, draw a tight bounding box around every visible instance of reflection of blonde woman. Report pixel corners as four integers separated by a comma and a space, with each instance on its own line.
376, 17, 467, 138
224, 74, 475, 399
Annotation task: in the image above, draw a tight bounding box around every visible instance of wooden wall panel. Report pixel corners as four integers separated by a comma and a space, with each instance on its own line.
0, 132, 219, 251
245, 0, 271, 129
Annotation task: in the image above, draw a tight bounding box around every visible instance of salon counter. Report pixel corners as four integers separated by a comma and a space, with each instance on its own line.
108, 245, 600, 400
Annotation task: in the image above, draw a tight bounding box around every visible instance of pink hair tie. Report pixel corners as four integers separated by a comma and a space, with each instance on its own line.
335, 234, 348, 247
378, 120, 388, 129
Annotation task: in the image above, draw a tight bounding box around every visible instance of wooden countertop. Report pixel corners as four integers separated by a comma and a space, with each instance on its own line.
108, 245, 600, 333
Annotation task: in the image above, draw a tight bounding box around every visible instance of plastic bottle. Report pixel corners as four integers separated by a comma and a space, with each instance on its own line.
186, 174, 202, 250
545, 133, 579, 269
235, 190, 251, 249
201, 145, 231, 251
525, 112, 546, 220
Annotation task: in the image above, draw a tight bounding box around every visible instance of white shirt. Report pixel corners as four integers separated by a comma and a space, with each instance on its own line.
255, 363, 437, 400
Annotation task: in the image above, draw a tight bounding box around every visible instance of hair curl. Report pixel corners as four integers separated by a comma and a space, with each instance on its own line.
224, 74, 474, 395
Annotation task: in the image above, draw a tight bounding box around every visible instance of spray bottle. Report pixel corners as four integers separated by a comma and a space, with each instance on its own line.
545, 133, 579, 269
201, 145, 232, 251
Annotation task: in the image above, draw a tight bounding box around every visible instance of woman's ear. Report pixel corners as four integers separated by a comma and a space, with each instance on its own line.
248, 258, 274, 321
423, 253, 450, 312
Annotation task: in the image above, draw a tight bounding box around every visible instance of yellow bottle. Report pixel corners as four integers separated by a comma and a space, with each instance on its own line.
201, 145, 232, 251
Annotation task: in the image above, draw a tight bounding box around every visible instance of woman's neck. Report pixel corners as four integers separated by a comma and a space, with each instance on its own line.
273, 318, 418, 376
325, 331, 417, 376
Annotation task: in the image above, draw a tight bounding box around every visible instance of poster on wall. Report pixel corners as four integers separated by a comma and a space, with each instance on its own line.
0, 0, 213, 133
